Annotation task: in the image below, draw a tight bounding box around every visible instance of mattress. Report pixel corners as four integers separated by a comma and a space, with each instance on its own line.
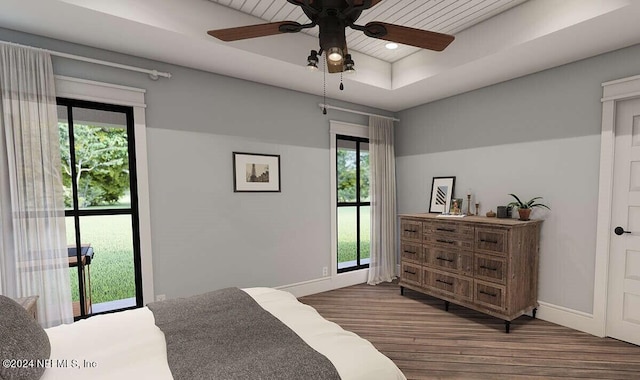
41, 287, 406, 380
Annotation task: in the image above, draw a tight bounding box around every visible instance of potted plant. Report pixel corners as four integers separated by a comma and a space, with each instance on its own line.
507, 194, 550, 221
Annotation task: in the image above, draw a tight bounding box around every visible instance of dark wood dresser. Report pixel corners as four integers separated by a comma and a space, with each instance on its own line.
399, 213, 542, 332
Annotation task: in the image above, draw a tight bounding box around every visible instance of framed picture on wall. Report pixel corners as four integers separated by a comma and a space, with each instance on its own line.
233, 152, 281, 192
429, 176, 455, 213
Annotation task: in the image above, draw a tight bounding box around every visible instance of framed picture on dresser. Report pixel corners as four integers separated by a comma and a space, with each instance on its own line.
428, 176, 455, 213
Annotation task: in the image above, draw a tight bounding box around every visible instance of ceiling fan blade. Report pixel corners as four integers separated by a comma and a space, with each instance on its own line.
208, 21, 301, 42
363, 22, 455, 51
353, 0, 383, 7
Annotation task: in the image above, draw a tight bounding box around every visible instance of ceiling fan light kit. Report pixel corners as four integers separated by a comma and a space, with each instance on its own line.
306, 49, 319, 71
207, 0, 455, 74
327, 47, 343, 62
343, 54, 355, 73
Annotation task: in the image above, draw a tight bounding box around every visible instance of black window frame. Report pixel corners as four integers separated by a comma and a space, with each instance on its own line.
57, 97, 143, 320
336, 134, 370, 273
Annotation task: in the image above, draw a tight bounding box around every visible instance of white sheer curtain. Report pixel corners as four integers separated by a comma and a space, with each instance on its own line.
0, 45, 73, 327
367, 116, 397, 285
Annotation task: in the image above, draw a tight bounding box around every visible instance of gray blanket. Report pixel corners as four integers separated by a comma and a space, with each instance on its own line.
147, 287, 341, 380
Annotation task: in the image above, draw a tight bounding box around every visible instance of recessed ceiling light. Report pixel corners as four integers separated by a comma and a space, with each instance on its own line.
385, 42, 398, 50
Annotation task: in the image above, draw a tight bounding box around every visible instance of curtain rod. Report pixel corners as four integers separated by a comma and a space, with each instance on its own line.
318, 103, 400, 122
0, 40, 172, 80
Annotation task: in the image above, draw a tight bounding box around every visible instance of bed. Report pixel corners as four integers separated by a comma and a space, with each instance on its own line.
1, 287, 406, 380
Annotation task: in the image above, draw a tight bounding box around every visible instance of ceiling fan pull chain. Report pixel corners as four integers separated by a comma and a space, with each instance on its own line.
323, 58, 327, 115
340, 72, 344, 91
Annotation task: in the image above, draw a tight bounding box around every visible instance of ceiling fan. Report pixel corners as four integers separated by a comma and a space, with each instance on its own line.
207, 0, 455, 73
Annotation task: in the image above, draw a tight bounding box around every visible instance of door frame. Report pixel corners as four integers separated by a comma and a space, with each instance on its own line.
594, 74, 640, 337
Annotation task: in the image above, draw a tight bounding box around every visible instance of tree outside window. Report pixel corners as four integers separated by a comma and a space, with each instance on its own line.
58, 124, 130, 208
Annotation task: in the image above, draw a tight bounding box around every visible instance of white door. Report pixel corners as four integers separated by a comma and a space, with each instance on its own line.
609, 96, 640, 345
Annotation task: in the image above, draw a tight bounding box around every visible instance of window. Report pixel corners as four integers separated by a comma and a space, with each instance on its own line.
336, 135, 370, 272
57, 98, 142, 319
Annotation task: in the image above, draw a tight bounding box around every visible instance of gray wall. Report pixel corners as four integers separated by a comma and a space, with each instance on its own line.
396, 43, 640, 314
0, 28, 394, 299
6, 25, 639, 314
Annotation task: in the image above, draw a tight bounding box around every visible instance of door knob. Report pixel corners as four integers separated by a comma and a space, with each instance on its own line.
614, 226, 631, 235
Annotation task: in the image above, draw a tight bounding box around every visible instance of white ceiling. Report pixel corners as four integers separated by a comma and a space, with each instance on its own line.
1, 0, 640, 112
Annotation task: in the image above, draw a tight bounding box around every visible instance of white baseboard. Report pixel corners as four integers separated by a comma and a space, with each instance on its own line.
536, 301, 605, 337
276, 269, 369, 298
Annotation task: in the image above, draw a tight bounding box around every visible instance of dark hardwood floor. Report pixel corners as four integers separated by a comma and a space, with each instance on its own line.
299, 282, 640, 380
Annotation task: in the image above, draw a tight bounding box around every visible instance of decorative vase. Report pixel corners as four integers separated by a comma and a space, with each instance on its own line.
518, 208, 532, 221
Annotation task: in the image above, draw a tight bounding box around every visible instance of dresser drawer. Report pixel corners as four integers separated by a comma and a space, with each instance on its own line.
474, 280, 507, 311
425, 247, 473, 276
475, 228, 508, 255
401, 262, 422, 285
427, 221, 474, 236
401, 219, 422, 242
400, 241, 423, 263
426, 235, 474, 250
425, 221, 473, 249
474, 253, 507, 285
423, 268, 472, 301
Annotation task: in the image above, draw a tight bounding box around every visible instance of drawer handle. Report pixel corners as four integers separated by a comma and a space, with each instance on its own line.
436, 279, 453, 286
436, 239, 455, 245
479, 238, 499, 244
404, 250, 417, 255
436, 227, 455, 232
479, 265, 498, 271
404, 229, 417, 233
436, 256, 454, 263
404, 270, 416, 275
479, 290, 498, 297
